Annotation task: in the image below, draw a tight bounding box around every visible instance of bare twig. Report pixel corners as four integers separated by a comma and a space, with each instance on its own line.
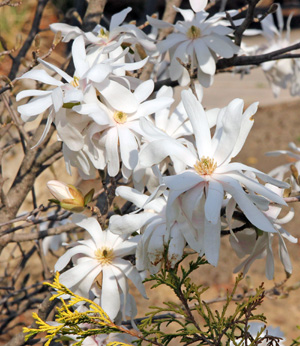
234, 0, 260, 46
217, 41, 300, 70
8, 0, 49, 81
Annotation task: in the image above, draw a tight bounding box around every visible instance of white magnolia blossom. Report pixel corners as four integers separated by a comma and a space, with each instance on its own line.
16, 35, 147, 147
140, 89, 288, 266
69, 79, 173, 179
134, 84, 219, 191
50, 7, 156, 56
259, 6, 300, 97
110, 186, 187, 273
148, 6, 239, 86
267, 141, 300, 194
55, 215, 146, 320
230, 185, 297, 279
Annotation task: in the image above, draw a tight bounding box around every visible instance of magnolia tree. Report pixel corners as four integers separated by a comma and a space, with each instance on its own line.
1, 0, 300, 345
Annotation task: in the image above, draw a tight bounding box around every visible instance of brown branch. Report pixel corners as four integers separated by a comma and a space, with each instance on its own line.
82, 0, 107, 32
0, 222, 79, 247
217, 41, 300, 70
234, 0, 260, 46
4, 292, 56, 346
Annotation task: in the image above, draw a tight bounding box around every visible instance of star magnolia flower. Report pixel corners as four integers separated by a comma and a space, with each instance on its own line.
72, 79, 173, 179
139, 89, 288, 266
109, 186, 188, 273
230, 185, 297, 279
55, 215, 147, 321
266, 142, 300, 195
259, 5, 300, 97
148, 6, 239, 86
50, 7, 155, 56
16, 35, 147, 147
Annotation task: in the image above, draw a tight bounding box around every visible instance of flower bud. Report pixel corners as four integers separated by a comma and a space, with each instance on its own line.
47, 180, 87, 212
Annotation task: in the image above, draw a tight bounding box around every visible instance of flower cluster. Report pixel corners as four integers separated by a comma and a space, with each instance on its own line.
15, 0, 300, 338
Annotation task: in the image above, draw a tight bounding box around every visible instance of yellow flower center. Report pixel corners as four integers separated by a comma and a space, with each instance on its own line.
194, 157, 217, 175
94, 247, 114, 265
98, 28, 109, 39
113, 111, 127, 124
186, 25, 201, 40
71, 76, 80, 88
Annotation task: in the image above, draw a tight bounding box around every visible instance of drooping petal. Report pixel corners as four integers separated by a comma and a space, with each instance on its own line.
118, 126, 138, 170
204, 179, 224, 224
219, 175, 276, 233
106, 127, 120, 177
204, 217, 221, 266
194, 39, 216, 75
101, 266, 121, 320
113, 257, 147, 298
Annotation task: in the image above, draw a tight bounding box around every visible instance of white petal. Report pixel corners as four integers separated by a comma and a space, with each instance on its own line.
72, 214, 104, 245
18, 68, 64, 86
116, 186, 148, 207
134, 80, 154, 104
204, 180, 224, 224
203, 34, 238, 58
31, 109, 55, 148
59, 259, 99, 289
109, 213, 155, 234
86, 64, 112, 83
101, 80, 138, 113
72, 36, 89, 77
101, 266, 121, 320
16, 89, 52, 101
110, 7, 131, 30
139, 138, 197, 168
213, 98, 245, 165
118, 126, 138, 170
106, 127, 120, 177
181, 89, 212, 157
55, 245, 94, 271
190, 0, 207, 12
219, 176, 276, 233
194, 39, 216, 75
18, 95, 53, 117
204, 218, 221, 266
164, 171, 203, 190
37, 58, 73, 83
113, 258, 147, 298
